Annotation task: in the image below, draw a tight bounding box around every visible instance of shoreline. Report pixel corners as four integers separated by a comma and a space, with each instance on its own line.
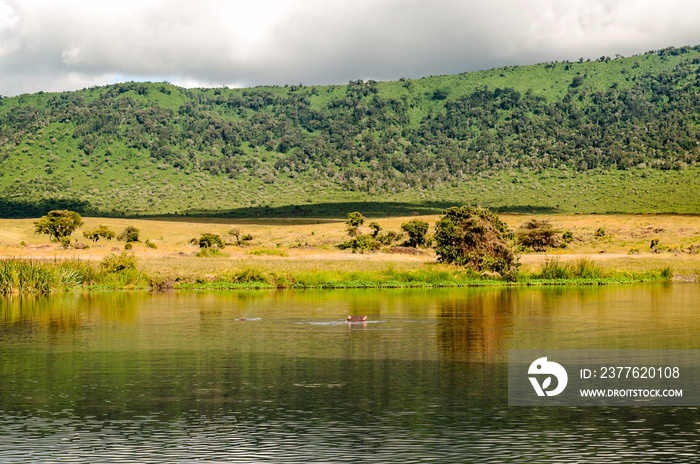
0, 253, 679, 295
0, 212, 698, 294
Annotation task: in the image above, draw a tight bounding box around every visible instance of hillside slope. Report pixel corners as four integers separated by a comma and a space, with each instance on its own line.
2, 45, 700, 217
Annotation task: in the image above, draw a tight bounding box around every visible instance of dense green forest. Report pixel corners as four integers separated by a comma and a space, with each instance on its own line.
2, 45, 700, 217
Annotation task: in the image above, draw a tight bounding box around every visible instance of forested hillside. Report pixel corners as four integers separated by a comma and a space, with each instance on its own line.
2, 45, 700, 217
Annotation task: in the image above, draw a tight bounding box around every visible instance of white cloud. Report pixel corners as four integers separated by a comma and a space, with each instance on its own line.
1, 0, 700, 96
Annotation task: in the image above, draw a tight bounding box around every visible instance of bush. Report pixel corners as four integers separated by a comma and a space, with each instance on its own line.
83, 225, 116, 242
241, 234, 254, 242
562, 231, 574, 243
100, 252, 137, 273
232, 267, 270, 284
145, 240, 158, 249
516, 219, 559, 251
434, 206, 518, 277
196, 247, 227, 257
377, 231, 400, 245
595, 227, 606, 238
661, 266, 674, 280
199, 233, 225, 249
60, 237, 71, 249
337, 235, 381, 253
401, 219, 430, 248
368, 222, 381, 238
118, 226, 140, 243
650, 238, 660, 250
346, 212, 365, 237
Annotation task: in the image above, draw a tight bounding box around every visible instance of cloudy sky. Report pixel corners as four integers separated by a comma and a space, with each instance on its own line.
1, 0, 699, 96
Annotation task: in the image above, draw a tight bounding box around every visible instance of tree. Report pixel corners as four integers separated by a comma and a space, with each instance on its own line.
346, 212, 365, 237
401, 219, 429, 247
34, 210, 83, 242
117, 226, 140, 243
434, 206, 518, 277
228, 228, 241, 242
570, 75, 584, 88
83, 225, 116, 242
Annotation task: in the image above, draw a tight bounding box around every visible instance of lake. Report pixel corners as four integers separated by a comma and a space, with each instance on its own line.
1, 284, 699, 463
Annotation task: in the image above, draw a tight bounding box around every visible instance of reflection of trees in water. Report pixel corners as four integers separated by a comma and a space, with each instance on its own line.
437, 288, 516, 363
0, 292, 146, 337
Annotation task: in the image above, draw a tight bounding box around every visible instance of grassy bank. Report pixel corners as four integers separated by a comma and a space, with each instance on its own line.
172, 257, 671, 290
0, 257, 149, 294
0, 255, 678, 294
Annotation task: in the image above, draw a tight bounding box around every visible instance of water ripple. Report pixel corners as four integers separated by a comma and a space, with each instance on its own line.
1, 408, 698, 463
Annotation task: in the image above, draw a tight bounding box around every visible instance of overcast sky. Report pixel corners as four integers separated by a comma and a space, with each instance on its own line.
1, 0, 699, 96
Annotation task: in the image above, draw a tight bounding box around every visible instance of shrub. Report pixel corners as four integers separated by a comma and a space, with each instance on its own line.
145, 240, 158, 249
401, 219, 430, 248
650, 238, 660, 250
368, 222, 381, 238
241, 234, 254, 242
661, 266, 674, 280
199, 233, 225, 249
516, 219, 559, 251
377, 231, 400, 245
34, 210, 83, 241
434, 206, 518, 277
346, 212, 365, 237
118, 226, 140, 243
60, 237, 71, 249
196, 247, 227, 257
337, 235, 381, 253
124, 242, 133, 250
233, 267, 270, 284
83, 225, 116, 242
100, 252, 137, 273
595, 227, 606, 238
562, 231, 574, 243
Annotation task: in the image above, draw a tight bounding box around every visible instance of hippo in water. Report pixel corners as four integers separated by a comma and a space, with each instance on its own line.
347, 315, 367, 322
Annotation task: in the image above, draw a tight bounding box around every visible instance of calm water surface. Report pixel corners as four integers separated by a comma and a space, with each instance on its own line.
0, 283, 699, 463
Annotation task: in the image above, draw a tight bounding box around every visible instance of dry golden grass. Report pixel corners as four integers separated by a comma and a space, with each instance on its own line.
2, 213, 699, 278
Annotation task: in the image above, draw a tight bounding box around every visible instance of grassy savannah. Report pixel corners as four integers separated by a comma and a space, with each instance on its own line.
0, 211, 697, 293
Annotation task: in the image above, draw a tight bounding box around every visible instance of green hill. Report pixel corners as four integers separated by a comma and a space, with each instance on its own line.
2, 45, 700, 217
